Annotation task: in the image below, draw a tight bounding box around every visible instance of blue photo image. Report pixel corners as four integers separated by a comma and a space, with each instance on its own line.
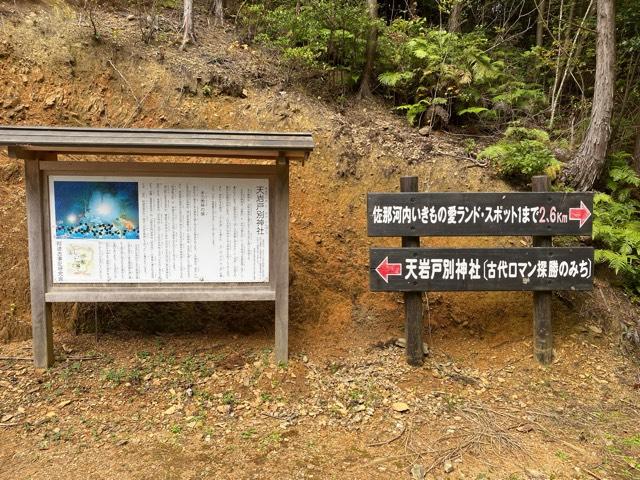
53, 181, 140, 240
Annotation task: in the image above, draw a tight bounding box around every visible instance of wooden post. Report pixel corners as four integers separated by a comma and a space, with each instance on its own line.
400, 176, 424, 366
11, 148, 56, 368
274, 156, 289, 364
532, 175, 553, 364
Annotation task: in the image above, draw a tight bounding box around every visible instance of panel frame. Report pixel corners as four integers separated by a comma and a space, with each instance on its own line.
40, 161, 278, 303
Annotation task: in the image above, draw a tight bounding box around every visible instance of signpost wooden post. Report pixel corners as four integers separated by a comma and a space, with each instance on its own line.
1, 126, 314, 368
400, 176, 424, 366
532, 175, 553, 364
368, 179, 594, 365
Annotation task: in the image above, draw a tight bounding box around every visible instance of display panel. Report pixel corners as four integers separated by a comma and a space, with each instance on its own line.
49, 176, 269, 284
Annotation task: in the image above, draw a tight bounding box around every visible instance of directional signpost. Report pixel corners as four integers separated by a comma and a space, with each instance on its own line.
370, 248, 593, 291
368, 176, 594, 366
368, 192, 593, 237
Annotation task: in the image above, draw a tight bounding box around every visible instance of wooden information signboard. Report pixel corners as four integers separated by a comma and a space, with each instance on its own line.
367, 176, 594, 366
0, 126, 314, 368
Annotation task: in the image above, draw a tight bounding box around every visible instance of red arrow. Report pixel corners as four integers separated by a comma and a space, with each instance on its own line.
376, 257, 402, 283
569, 201, 591, 228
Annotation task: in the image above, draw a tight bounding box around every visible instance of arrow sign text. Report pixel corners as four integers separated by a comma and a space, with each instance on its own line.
375, 256, 402, 283
569, 201, 591, 228
368, 192, 593, 237
370, 247, 594, 292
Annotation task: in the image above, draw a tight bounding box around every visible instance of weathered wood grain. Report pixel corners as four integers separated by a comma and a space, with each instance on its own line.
400, 177, 424, 366
532, 176, 554, 365
17, 148, 56, 368
274, 156, 289, 364
0, 126, 314, 161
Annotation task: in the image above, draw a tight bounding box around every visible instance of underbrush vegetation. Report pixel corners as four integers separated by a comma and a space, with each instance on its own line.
477, 127, 560, 181
592, 153, 640, 298
477, 132, 640, 299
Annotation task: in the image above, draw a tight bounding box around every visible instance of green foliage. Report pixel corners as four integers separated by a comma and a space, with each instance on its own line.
238, 0, 370, 84
592, 153, 640, 295
478, 128, 559, 181
222, 391, 236, 405
377, 22, 546, 126
378, 27, 503, 124
503, 126, 549, 143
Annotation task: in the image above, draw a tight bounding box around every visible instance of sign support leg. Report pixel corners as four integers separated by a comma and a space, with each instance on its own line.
532, 175, 553, 364
15, 148, 56, 368
274, 156, 289, 364
400, 176, 424, 366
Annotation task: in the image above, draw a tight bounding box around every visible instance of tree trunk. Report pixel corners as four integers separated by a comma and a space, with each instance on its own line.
536, 0, 547, 46
357, 0, 378, 99
562, 0, 615, 191
213, 0, 224, 25
634, 127, 640, 175
448, 1, 463, 33
180, 0, 195, 50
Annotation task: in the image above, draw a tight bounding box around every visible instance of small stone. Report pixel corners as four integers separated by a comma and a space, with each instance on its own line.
418, 126, 431, 136
44, 95, 58, 108
163, 405, 178, 416
516, 424, 534, 433
588, 325, 603, 335
391, 402, 410, 413
127, 14, 135, 21
395, 337, 430, 355
302, 355, 308, 363
314, 235, 322, 245
525, 468, 548, 479
443, 460, 454, 473
411, 463, 426, 480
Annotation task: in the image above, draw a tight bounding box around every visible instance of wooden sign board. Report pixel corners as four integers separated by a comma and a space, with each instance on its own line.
370, 247, 594, 292
2, 125, 315, 368
368, 192, 593, 237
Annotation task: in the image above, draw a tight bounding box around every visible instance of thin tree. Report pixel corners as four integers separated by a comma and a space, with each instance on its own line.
180, 0, 196, 50
562, 0, 616, 191
448, 0, 463, 33
634, 127, 640, 174
212, 0, 224, 25
358, 0, 379, 99
536, 0, 546, 46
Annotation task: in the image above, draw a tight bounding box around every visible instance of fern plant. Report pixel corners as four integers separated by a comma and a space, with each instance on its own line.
477, 127, 559, 181
592, 153, 640, 296
378, 27, 503, 125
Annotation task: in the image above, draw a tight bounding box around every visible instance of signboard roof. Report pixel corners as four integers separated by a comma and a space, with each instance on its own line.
0, 126, 314, 161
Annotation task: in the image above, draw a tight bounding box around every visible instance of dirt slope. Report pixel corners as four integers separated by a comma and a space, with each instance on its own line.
0, 2, 638, 479
0, 0, 522, 351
